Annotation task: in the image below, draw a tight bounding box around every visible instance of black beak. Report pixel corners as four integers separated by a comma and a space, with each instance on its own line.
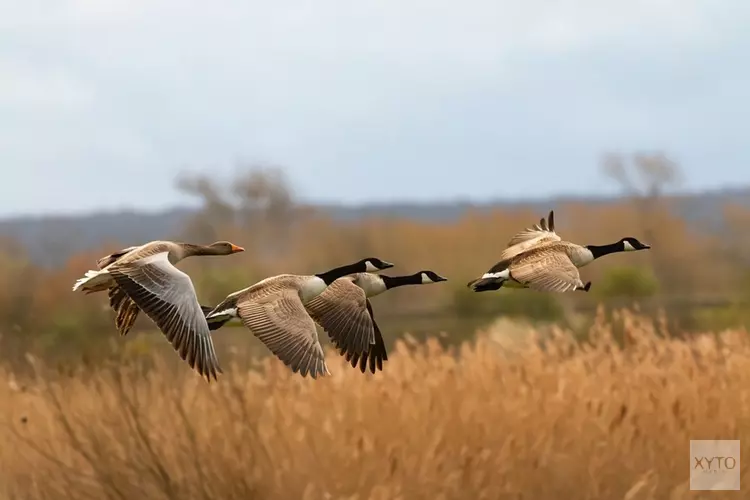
380, 261, 395, 269
436, 275, 448, 282
640, 244, 651, 250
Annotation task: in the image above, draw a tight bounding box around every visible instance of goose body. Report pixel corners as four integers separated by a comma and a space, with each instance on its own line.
204, 257, 395, 378
304, 270, 447, 374
467, 211, 650, 293
72, 240, 245, 381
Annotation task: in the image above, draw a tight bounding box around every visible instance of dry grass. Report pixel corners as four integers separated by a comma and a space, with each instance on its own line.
1, 310, 749, 499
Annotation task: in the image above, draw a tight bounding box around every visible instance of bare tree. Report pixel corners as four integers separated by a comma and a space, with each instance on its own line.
600, 151, 684, 296
175, 163, 298, 257
601, 152, 682, 198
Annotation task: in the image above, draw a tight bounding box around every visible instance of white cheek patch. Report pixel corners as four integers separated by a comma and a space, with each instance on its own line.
365, 261, 378, 272
421, 273, 431, 284
623, 241, 635, 251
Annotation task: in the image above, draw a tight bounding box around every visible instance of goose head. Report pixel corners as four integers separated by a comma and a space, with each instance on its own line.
207, 241, 246, 254
619, 237, 650, 252
363, 257, 395, 272
419, 270, 448, 284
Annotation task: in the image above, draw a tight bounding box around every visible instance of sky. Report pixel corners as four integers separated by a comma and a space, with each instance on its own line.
1, 0, 749, 217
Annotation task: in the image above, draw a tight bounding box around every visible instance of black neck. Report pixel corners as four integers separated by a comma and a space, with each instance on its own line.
585, 242, 624, 260
316, 262, 364, 285
381, 274, 421, 290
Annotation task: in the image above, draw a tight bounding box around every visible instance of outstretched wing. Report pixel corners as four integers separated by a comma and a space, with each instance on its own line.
305, 277, 376, 356
108, 252, 222, 381
341, 300, 388, 374
237, 287, 329, 379
98, 245, 142, 336
509, 250, 585, 293
108, 286, 141, 336
97, 246, 139, 269
500, 210, 561, 260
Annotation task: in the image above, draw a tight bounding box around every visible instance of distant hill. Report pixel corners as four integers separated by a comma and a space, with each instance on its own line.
1, 187, 748, 267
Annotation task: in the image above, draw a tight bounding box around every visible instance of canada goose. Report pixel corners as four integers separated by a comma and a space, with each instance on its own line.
467, 210, 650, 293
204, 257, 395, 378
72, 240, 245, 381
304, 270, 448, 374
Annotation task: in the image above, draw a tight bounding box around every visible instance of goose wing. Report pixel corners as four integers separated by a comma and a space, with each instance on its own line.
98, 246, 143, 336
237, 284, 329, 378
509, 249, 586, 293
97, 246, 140, 269
305, 277, 376, 356
500, 210, 561, 260
107, 252, 222, 381
341, 300, 387, 374
108, 285, 141, 336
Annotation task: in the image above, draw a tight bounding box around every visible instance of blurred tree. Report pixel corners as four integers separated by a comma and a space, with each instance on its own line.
176, 164, 297, 254
601, 152, 682, 198
232, 165, 296, 256
600, 152, 683, 295
175, 173, 236, 242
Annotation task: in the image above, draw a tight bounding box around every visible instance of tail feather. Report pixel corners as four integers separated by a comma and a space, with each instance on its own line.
202, 305, 231, 331
72, 269, 110, 293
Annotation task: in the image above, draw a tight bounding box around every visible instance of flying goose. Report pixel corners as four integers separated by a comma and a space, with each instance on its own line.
467, 210, 650, 293
72, 240, 245, 381
304, 270, 448, 374
203, 257, 395, 378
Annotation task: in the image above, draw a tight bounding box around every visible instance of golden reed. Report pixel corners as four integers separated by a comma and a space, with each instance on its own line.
1, 310, 749, 499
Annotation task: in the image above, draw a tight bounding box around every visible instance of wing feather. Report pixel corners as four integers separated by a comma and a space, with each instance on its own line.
108, 252, 222, 381
500, 211, 561, 260
509, 250, 585, 293
305, 277, 376, 356
342, 300, 388, 374
237, 286, 329, 379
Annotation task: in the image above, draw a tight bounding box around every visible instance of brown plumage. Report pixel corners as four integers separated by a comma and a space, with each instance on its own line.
304, 276, 377, 358
343, 300, 387, 374
73, 240, 245, 381
304, 270, 447, 374
499, 210, 561, 261
467, 210, 650, 293
203, 258, 395, 378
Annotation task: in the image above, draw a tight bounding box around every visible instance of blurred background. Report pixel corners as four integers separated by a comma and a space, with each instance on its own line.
2, 1, 750, 498
2, 0, 750, 364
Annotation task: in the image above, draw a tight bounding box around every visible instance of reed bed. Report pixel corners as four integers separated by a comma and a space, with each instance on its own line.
1, 310, 749, 499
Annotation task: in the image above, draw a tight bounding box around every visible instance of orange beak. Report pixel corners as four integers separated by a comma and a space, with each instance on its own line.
230, 244, 245, 253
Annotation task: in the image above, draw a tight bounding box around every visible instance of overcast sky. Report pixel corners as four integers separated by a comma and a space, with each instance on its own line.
1, 0, 748, 216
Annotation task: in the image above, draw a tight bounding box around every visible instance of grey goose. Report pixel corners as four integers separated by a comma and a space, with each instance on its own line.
72, 240, 245, 381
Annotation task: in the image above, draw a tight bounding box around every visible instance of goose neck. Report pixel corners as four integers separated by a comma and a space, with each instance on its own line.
381, 274, 421, 290
315, 262, 361, 285
585, 242, 623, 260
